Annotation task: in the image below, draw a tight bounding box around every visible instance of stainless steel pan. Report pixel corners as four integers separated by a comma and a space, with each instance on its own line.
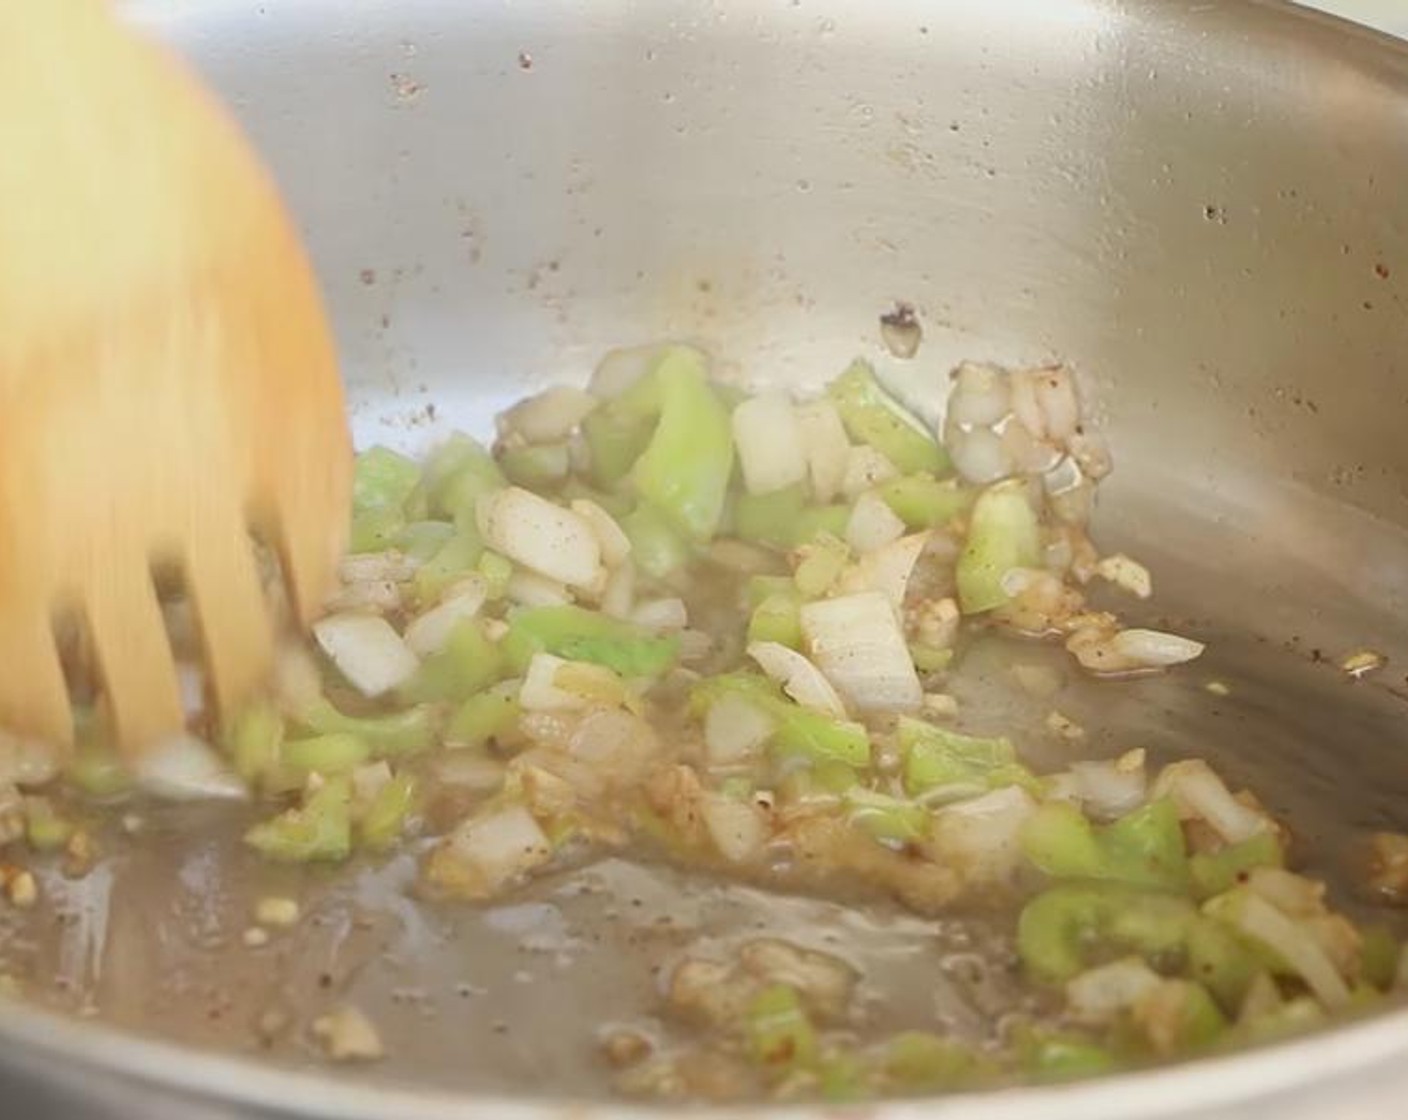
5, 0, 1408, 1115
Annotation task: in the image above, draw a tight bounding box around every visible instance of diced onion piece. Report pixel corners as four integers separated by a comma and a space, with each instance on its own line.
1341, 649, 1387, 679
136, 733, 247, 802
1226, 892, 1350, 1008
506, 569, 572, 607
1066, 958, 1163, 1026
339, 552, 417, 584
1069, 750, 1148, 821
838, 532, 930, 612
500, 385, 598, 444
1152, 759, 1267, 844
1109, 628, 1204, 669
747, 641, 849, 717
705, 693, 777, 765
841, 445, 900, 500
326, 579, 403, 614
845, 491, 907, 553
313, 613, 419, 698
1096, 553, 1152, 599
437, 805, 552, 899
520, 653, 627, 713
947, 426, 1013, 485
477, 487, 604, 590
630, 597, 689, 633
929, 785, 1037, 885
947, 362, 1012, 427
403, 576, 489, 657
567, 708, 659, 784
600, 561, 636, 619
796, 399, 852, 504
731, 391, 808, 495
702, 793, 768, 863
570, 499, 633, 568
800, 592, 922, 713
590, 343, 665, 399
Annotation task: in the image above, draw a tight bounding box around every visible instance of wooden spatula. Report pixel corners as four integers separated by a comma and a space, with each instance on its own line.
0, 1, 352, 759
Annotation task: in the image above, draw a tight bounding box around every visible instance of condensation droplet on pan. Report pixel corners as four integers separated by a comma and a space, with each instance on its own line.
879, 301, 922, 359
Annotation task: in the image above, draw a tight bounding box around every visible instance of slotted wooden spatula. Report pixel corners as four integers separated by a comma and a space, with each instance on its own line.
0, 1, 352, 758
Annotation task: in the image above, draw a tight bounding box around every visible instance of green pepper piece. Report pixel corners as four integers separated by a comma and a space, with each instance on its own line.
413, 529, 485, 606
446, 681, 523, 749
359, 773, 418, 851
1189, 831, 1283, 899
398, 618, 506, 705
1017, 883, 1198, 983
955, 479, 1041, 614
630, 346, 735, 542
1186, 916, 1262, 1011
744, 984, 817, 1069
898, 717, 1035, 800
501, 604, 679, 677
846, 788, 927, 843
1360, 924, 1400, 991
621, 503, 691, 579
498, 442, 571, 490
879, 473, 974, 529
881, 1031, 980, 1090
296, 697, 438, 759
409, 434, 505, 522
748, 593, 803, 649
734, 484, 807, 548
792, 533, 849, 599
827, 360, 948, 475
352, 446, 421, 513
394, 520, 457, 564
693, 673, 871, 768
280, 733, 370, 778
245, 776, 352, 863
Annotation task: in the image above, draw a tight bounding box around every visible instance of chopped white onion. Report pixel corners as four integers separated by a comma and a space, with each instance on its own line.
567, 708, 659, 783
477, 487, 604, 590
1152, 759, 1268, 844
731, 391, 808, 495
839, 532, 930, 611
589, 343, 666, 399
845, 490, 907, 554
947, 363, 1012, 427
442, 805, 552, 897
339, 551, 417, 584
351, 761, 393, 803
500, 385, 598, 444
946, 424, 1013, 485
569, 499, 633, 568
506, 569, 573, 607
705, 692, 776, 766
746, 641, 849, 717
313, 613, 419, 698
403, 576, 489, 657
520, 653, 591, 712
1226, 892, 1350, 1008
1009, 369, 1046, 439
326, 579, 403, 614
702, 793, 768, 863
1069, 752, 1147, 821
136, 733, 247, 802
800, 592, 922, 713
1066, 958, 1163, 1026
795, 399, 852, 504
929, 786, 1038, 885
600, 561, 636, 619
630, 597, 689, 633
1096, 554, 1153, 600
840, 445, 900, 500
